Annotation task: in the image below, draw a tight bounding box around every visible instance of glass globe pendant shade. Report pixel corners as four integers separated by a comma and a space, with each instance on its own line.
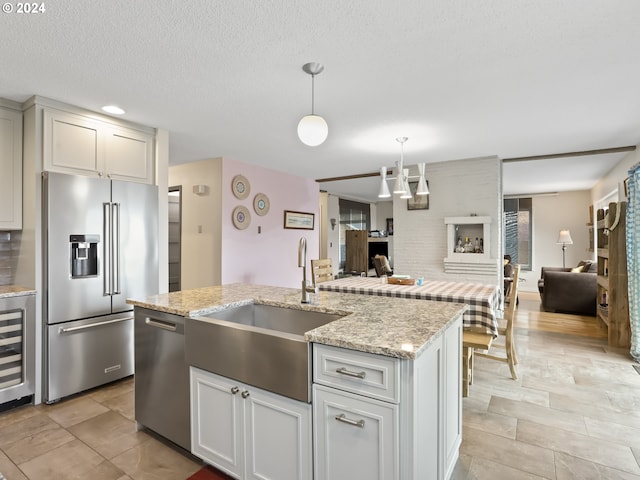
297, 114, 328, 147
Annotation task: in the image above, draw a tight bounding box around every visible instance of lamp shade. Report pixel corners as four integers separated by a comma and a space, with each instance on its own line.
557, 229, 573, 244
297, 114, 328, 146
378, 166, 391, 198
400, 169, 412, 199
393, 161, 406, 194
416, 163, 429, 195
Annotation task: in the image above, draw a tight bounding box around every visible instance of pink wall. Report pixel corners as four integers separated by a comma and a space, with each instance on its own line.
221, 158, 320, 288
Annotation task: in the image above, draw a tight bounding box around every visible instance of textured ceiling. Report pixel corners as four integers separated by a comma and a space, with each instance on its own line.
2, 1, 639, 201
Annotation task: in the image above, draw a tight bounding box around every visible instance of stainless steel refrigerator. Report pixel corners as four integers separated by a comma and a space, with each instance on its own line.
42, 172, 158, 403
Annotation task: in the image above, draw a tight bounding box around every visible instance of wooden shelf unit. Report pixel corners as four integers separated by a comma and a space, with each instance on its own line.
595, 202, 630, 347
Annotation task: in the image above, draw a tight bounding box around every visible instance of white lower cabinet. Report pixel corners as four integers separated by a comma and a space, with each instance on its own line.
313, 384, 398, 479
313, 315, 462, 480
190, 367, 312, 480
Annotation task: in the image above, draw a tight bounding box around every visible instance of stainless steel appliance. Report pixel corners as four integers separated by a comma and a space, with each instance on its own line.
134, 307, 190, 450
42, 172, 158, 403
0, 293, 35, 407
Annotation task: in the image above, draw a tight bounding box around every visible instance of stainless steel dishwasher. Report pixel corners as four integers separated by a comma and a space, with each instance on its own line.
134, 307, 190, 451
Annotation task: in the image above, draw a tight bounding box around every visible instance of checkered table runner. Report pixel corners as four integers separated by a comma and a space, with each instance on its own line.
319, 277, 501, 336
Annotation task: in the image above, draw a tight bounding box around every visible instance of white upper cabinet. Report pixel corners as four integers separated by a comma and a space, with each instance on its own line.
43, 107, 154, 184
104, 126, 154, 182
0, 104, 23, 229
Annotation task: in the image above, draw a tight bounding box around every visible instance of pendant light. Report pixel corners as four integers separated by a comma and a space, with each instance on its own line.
378, 166, 391, 198
416, 163, 430, 195
392, 137, 408, 194
400, 168, 412, 199
297, 62, 328, 146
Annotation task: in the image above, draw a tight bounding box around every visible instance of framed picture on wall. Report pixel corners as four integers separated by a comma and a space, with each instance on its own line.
284, 210, 315, 230
407, 181, 429, 210
386, 218, 394, 235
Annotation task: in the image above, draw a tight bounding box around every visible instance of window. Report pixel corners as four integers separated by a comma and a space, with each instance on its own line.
338, 199, 370, 270
504, 197, 532, 271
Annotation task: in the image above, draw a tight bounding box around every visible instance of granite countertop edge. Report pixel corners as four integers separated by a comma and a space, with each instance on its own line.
127, 283, 468, 360
0, 285, 37, 298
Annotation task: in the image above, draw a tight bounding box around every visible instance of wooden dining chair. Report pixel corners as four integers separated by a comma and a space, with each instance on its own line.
462, 264, 520, 396
311, 259, 334, 286
474, 264, 521, 380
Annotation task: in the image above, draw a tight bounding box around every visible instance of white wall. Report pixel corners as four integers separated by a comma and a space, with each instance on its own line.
393, 156, 502, 286
325, 194, 340, 270
169, 158, 223, 289
170, 157, 320, 289
591, 147, 638, 206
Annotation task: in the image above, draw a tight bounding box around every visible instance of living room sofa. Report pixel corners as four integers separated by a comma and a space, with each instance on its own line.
537, 261, 597, 316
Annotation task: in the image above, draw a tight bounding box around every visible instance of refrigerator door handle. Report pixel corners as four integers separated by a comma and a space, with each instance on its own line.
58, 315, 134, 333
112, 202, 121, 295
103, 202, 113, 296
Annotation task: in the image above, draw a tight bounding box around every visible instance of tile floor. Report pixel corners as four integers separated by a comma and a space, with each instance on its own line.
0, 292, 638, 479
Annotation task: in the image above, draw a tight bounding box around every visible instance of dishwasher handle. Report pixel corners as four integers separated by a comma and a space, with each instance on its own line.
145, 317, 180, 332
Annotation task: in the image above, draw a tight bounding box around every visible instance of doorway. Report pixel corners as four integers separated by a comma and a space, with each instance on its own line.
168, 186, 182, 292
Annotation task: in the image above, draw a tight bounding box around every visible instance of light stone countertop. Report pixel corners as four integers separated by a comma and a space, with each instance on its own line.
0, 285, 36, 298
127, 283, 468, 359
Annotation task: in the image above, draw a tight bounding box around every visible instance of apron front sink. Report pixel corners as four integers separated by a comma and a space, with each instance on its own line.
186, 303, 344, 403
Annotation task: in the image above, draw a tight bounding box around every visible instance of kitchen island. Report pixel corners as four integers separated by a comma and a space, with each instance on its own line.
128, 283, 467, 480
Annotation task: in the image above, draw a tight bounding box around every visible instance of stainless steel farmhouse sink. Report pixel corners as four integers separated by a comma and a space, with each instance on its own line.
186, 303, 344, 402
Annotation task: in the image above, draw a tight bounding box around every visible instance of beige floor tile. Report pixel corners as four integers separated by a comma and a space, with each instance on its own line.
0, 413, 59, 449
516, 419, 640, 475
68, 411, 151, 460
0, 450, 27, 480
462, 406, 518, 440
488, 396, 587, 435
449, 453, 471, 480
101, 391, 135, 422
549, 392, 640, 429
18, 439, 106, 480
89, 377, 134, 404
584, 416, 640, 450
43, 396, 110, 428
0, 404, 44, 429
110, 436, 201, 480
65, 460, 128, 480
554, 451, 640, 480
460, 425, 556, 478
3, 425, 75, 464
522, 376, 610, 404
466, 456, 550, 479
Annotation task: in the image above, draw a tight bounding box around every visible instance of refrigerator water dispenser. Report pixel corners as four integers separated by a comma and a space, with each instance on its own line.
70, 234, 100, 278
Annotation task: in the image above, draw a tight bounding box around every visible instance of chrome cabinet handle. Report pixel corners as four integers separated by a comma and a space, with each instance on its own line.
336, 367, 366, 379
335, 413, 365, 428
231, 386, 239, 394
241, 390, 250, 399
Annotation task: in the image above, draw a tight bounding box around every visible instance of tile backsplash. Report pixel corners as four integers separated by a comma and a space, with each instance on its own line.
0, 231, 19, 285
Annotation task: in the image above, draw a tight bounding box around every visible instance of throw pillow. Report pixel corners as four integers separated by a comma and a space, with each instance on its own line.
571, 266, 584, 273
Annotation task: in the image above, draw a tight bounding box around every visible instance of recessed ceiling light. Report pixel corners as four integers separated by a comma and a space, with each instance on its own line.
101, 105, 125, 115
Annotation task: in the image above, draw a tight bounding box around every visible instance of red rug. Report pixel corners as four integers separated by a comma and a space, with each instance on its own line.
186, 465, 234, 480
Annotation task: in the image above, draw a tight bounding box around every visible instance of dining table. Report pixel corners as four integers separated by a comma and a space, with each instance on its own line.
318, 276, 501, 337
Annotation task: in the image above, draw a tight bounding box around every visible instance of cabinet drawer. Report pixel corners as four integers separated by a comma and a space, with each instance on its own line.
313, 344, 400, 403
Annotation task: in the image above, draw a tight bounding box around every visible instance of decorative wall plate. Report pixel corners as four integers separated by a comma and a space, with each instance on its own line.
253, 193, 270, 216
232, 206, 251, 230
232, 175, 250, 200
